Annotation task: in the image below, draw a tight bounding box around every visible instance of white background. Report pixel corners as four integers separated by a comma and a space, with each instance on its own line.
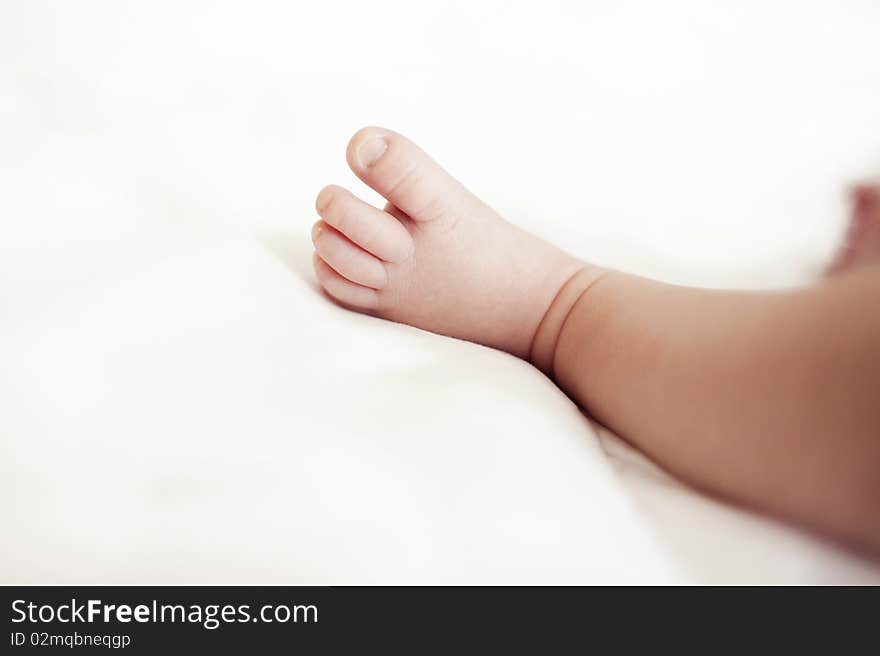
2, 1, 879, 582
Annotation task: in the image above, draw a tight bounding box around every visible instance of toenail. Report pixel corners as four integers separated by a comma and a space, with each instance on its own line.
316, 187, 334, 212
356, 137, 388, 169
312, 222, 323, 241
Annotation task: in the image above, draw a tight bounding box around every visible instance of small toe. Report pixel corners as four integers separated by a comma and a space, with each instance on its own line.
313, 253, 381, 310
315, 185, 413, 263
312, 221, 388, 289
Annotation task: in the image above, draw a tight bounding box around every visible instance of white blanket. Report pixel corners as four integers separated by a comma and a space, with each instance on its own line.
2, 0, 879, 583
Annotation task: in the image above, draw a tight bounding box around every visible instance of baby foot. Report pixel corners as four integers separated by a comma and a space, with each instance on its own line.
311, 127, 602, 369
826, 184, 880, 276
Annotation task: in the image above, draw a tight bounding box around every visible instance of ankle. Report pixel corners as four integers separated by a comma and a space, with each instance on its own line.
529, 264, 611, 377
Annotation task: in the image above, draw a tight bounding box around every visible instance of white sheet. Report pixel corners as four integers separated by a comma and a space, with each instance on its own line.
2, 0, 879, 583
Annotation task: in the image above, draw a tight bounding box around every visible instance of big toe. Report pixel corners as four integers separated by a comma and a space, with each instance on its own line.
827, 184, 880, 275
345, 127, 478, 223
